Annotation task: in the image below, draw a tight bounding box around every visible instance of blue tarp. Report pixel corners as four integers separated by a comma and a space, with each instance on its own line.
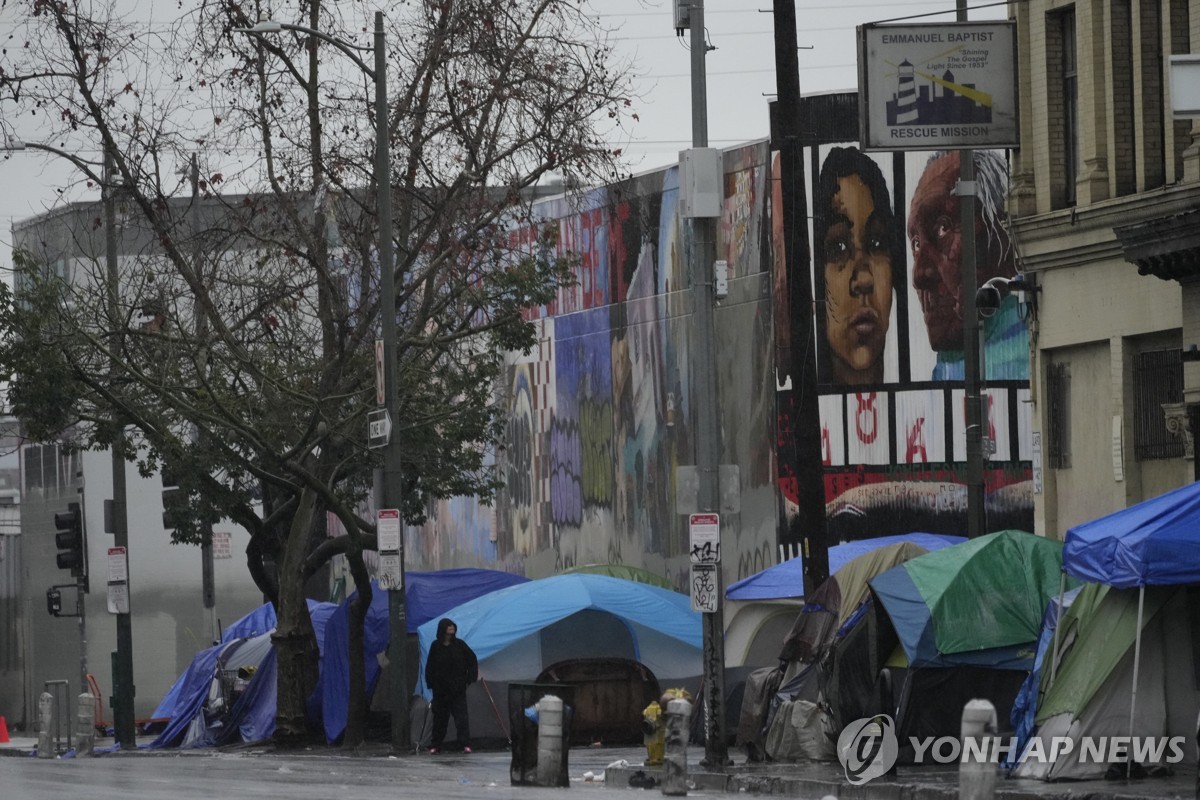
1063, 481, 1200, 588
151, 598, 329, 721
1007, 585, 1083, 765
149, 600, 337, 748
317, 568, 528, 743
725, 533, 966, 600
415, 573, 702, 700
221, 603, 279, 643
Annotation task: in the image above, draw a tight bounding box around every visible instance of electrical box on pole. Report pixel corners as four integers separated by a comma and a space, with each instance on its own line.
673, 0, 691, 31
679, 148, 722, 218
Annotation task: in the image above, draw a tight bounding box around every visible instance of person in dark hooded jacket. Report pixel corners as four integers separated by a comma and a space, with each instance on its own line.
425, 617, 478, 753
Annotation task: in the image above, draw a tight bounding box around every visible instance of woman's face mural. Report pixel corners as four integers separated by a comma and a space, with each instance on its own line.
820, 165, 895, 385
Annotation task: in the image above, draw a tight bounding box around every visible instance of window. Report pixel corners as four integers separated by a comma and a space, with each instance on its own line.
1061, 9, 1079, 206
1047, 362, 1071, 468
1133, 348, 1184, 459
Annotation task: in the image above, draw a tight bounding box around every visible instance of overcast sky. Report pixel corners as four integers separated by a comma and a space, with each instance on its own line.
0, 1, 1003, 273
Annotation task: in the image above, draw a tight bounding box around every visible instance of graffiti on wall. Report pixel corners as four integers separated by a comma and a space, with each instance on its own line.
411, 144, 777, 587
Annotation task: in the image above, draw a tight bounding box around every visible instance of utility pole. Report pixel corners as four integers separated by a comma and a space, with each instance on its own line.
681, 0, 727, 769
105, 150, 136, 748
772, 0, 829, 594
957, 0, 985, 539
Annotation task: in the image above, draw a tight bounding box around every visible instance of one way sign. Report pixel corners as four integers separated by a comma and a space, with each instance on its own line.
367, 408, 392, 449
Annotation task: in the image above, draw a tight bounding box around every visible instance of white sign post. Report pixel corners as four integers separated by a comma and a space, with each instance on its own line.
107, 546, 130, 614
688, 513, 721, 564
690, 564, 719, 613
367, 408, 392, 449
377, 509, 403, 591
688, 513, 720, 612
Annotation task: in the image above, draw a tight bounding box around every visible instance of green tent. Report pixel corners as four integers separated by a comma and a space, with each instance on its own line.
1013, 582, 1198, 780
871, 529, 1071, 664
562, 563, 674, 591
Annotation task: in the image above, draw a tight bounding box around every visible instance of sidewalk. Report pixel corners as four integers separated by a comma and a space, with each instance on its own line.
4, 732, 1197, 799
602, 754, 1199, 799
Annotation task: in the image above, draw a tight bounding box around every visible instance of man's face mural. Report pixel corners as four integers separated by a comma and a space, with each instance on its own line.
907, 152, 1015, 356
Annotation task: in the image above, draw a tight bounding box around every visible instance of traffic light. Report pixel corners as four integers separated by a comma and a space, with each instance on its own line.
161, 463, 186, 531
54, 501, 85, 577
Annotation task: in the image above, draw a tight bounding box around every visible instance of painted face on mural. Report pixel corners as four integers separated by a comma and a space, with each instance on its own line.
908, 151, 1014, 353
823, 173, 893, 385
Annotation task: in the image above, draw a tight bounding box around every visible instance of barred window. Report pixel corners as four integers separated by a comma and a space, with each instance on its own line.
1134, 348, 1184, 460
1047, 362, 1071, 468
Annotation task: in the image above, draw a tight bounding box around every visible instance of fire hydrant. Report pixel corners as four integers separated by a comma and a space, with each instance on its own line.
643, 688, 692, 767
642, 701, 665, 765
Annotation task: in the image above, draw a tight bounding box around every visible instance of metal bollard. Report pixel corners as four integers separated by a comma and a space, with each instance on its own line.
960, 699, 997, 800
36, 691, 54, 759
535, 694, 564, 788
75, 693, 96, 757
662, 698, 692, 796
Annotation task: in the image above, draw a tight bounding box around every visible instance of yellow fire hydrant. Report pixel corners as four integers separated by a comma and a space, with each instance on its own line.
643, 688, 692, 767
641, 701, 665, 766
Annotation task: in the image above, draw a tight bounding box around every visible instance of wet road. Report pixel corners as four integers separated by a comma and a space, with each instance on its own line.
3, 745, 651, 799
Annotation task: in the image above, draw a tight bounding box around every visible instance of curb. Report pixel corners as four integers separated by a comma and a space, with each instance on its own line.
604, 763, 1196, 799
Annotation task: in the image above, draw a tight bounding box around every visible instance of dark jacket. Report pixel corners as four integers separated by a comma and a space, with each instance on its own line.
426, 618, 479, 698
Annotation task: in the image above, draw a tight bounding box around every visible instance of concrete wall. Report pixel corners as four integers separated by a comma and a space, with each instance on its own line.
16, 445, 263, 728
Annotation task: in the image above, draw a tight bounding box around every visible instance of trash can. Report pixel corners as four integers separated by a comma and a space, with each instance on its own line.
509, 682, 575, 787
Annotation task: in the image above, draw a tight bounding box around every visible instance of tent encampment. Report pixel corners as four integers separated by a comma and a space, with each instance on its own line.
414, 573, 702, 746
725, 533, 965, 601
869, 530, 1067, 761
742, 540, 930, 762
1013, 483, 1200, 780
317, 568, 529, 743
149, 599, 338, 748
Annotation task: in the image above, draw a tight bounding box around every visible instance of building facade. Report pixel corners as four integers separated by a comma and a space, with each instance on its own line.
1009, 0, 1200, 536
6, 202, 266, 730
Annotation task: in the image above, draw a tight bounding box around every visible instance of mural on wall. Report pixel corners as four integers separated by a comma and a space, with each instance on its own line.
776, 134, 1034, 542
405, 124, 1033, 586
410, 143, 778, 588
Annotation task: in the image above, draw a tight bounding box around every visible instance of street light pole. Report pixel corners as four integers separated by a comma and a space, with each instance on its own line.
957, 0, 986, 540
684, 0, 728, 769
371, 12, 410, 754
104, 150, 137, 748
239, 11, 408, 751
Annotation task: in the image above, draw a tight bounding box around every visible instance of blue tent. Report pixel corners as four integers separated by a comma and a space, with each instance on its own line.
725, 533, 966, 601
149, 599, 338, 749
1063, 480, 1200, 588
415, 573, 702, 699
151, 598, 329, 722
317, 568, 528, 743
1007, 584, 1083, 765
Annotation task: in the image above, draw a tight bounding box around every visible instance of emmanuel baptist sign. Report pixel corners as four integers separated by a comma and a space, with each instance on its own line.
857, 22, 1018, 151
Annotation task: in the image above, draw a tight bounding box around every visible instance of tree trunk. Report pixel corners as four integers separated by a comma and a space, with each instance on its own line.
273, 486, 320, 745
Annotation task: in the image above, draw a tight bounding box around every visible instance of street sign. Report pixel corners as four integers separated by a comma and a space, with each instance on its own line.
690, 564, 719, 613
106, 546, 130, 614
367, 408, 392, 449
375, 338, 385, 406
688, 513, 721, 563
377, 509, 403, 591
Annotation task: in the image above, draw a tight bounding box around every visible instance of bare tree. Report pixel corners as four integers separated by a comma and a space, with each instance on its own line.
0, 0, 635, 746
